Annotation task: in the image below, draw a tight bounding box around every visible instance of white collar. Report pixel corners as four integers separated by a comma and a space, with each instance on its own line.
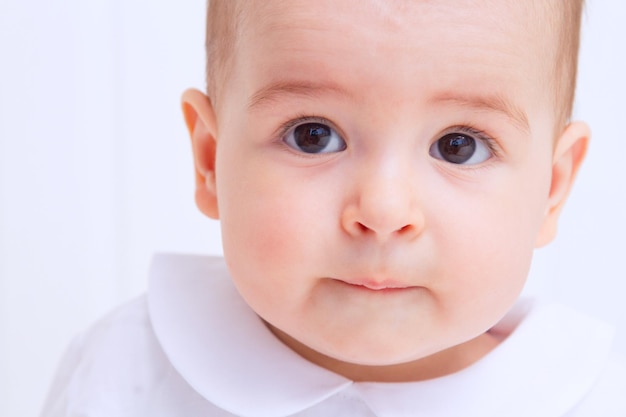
148, 253, 615, 417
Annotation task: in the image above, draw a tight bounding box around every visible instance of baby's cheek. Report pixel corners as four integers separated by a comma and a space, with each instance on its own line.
248, 215, 298, 269
221, 184, 316, 279
220, 188, 326, 325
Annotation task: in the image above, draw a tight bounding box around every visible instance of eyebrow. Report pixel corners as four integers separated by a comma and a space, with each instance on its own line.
430, 93, 530, 135
248, 80, 352, 111
248, 81, 530, 134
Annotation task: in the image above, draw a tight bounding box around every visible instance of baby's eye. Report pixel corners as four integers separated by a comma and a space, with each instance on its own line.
283, 122, 347, 154
429, 132, 492, 165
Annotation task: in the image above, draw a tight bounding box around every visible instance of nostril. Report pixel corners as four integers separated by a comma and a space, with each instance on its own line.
398, 224, 413, 234
355, 222, 414, 236
343, 205, 424, 240
357, 222, 370, 233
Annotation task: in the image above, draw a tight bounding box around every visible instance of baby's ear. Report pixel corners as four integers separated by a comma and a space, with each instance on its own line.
181, 88, 219, 219
535, 121, 590, 247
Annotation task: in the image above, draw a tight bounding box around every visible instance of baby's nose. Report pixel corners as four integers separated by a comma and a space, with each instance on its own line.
340, 165, 425, 242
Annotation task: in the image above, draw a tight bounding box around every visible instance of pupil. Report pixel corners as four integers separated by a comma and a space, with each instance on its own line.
438, 134, 476, 164
294, 123, 332, 153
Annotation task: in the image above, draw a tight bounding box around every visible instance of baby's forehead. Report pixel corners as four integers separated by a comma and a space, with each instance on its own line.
239, 1, 557, 78
209, 0, 578, 128
243, 0, 556, 25
241, 1, 557, 55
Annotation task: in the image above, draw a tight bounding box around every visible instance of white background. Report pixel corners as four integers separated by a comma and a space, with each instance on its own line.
1, 1, 625, 416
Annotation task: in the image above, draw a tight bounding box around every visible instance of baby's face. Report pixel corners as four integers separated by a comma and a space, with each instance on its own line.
196, 0, 582, 374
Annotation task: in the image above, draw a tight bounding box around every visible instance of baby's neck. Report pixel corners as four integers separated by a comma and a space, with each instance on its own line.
267, 324, 503, 383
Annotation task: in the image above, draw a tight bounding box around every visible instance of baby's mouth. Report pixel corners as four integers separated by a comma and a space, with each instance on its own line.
338, 277, 412, 291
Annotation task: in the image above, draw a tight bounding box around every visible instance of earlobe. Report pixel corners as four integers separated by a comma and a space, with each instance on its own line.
535, 121, 590, 247
181, 88, 220, 219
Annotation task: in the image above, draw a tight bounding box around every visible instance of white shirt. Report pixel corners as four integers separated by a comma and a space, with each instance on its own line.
41, 254, 626, 417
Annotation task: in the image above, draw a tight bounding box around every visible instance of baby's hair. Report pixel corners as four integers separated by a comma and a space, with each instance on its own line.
204, 0, 584, 129
204, 0, 245, 109
551, 1, 585, 129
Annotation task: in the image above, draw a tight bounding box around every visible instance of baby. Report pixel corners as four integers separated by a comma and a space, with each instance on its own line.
42, 0, 625, 416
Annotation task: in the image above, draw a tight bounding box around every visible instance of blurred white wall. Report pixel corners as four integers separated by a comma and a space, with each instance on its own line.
0, 1, 624, 416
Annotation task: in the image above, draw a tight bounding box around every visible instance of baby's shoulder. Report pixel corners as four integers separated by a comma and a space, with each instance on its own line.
76, 295, 162, 363
42, 297, 167, 414
41, 297, 230, 417
566, 350, 626, 416
77, 295, 153, 345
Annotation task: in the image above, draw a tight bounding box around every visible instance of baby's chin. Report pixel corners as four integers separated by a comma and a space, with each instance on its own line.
266, 320, 501, 382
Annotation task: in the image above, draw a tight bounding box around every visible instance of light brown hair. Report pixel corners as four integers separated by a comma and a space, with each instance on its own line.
552, 1, 585, 128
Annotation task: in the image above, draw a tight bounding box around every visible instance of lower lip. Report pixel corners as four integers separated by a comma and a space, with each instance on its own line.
338, 280, 413, 294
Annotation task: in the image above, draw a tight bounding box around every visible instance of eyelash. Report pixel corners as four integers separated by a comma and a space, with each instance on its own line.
275, 115, 501, 159
277, 114, 336, 139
